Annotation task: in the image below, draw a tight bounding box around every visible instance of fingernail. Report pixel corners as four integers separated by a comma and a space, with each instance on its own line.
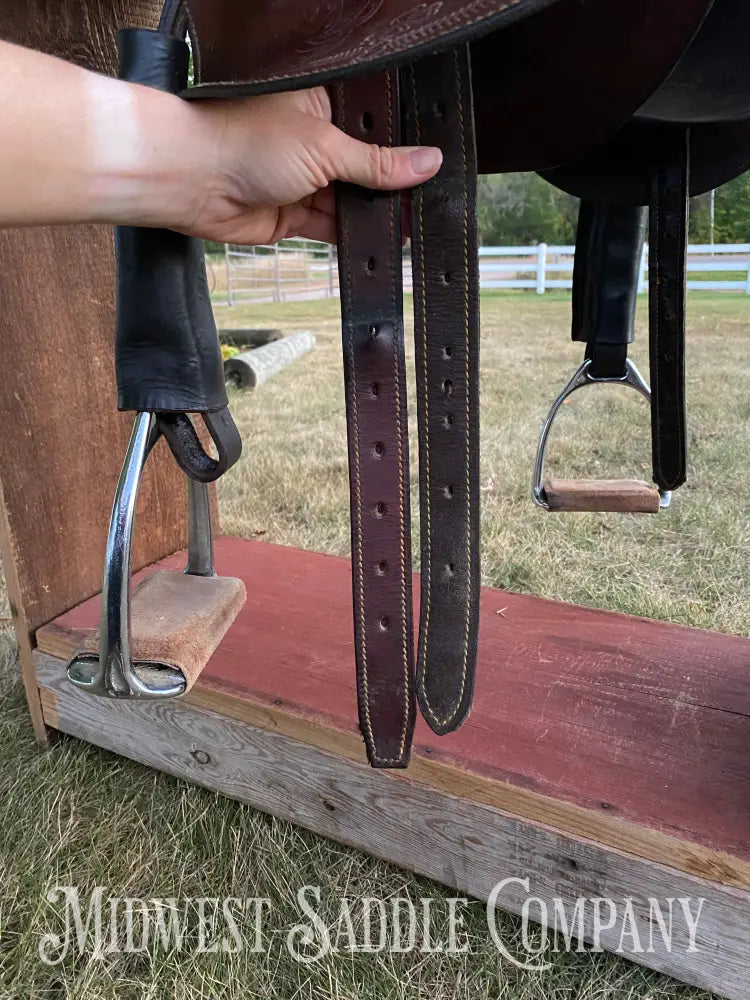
409, 147, 442, 175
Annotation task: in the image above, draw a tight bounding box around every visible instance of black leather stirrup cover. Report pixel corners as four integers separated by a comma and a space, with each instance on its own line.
115, 28, 228, 414
572, 201, 646, 379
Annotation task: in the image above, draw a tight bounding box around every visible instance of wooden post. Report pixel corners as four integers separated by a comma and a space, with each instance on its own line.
536, 242, 547, 294
0, 0, 197, 739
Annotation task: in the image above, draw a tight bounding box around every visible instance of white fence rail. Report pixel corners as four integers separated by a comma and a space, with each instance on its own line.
207, 240, 750, 305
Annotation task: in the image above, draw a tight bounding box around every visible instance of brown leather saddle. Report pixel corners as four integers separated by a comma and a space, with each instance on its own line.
104, 0, 749, 768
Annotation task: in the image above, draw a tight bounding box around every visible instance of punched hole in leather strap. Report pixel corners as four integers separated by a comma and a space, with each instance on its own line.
74, 572, 246, 694
544, 479, 661, 514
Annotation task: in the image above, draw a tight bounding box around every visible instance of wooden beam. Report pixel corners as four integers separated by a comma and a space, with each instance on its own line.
36, 536, 750, 891
35, 650, 750, 1000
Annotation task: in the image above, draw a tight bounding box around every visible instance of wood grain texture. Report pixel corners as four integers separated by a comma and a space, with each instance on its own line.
0, 480, 46, 738
544, 479, 661, 513
36, 536, 750, 890
0, 1, 164, 57
35, 652, 750, 1000
0, 2, 218, 733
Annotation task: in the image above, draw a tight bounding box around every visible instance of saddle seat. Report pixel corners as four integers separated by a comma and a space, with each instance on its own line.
185, 0, 715, 174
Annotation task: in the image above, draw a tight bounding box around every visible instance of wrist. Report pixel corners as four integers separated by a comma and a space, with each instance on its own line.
86, 73, 220, 231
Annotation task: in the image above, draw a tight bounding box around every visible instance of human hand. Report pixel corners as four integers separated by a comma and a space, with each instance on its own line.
173, 86, 442, 244
0, 42, 441, 243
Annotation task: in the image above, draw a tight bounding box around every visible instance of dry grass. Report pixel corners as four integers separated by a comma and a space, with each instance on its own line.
1, 292, 748, 999
216, 292, 750, 635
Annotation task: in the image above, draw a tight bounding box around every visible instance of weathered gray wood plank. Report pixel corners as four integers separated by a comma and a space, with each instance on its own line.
36, 652, 750, 1000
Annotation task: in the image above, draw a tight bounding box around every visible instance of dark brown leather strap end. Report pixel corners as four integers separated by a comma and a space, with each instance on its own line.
332, 72, 416, 768
649, 127, 689, 493
404, 45, 480, 736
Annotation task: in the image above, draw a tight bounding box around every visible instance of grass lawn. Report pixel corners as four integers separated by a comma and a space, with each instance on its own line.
1, 292, 748, 998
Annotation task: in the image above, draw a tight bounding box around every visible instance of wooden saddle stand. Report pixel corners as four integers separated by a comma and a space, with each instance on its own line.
1, 1, 749, 996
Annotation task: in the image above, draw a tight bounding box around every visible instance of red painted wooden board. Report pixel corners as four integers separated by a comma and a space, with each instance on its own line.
38, 535, 750, 876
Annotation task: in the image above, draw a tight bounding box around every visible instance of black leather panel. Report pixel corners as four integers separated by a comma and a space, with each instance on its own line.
540, 117, 750, 205
119, 25, 188, 91
637, 0, 750, 124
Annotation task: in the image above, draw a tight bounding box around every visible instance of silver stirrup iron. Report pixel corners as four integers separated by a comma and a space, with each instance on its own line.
67, 412, 215, 699
532, 357, 671, 511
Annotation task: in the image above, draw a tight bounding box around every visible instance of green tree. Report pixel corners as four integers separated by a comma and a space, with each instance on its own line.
477, 174, 578, 245
477, 171, 750, 247
713, 172, 750, 243
687, 175, 750, 243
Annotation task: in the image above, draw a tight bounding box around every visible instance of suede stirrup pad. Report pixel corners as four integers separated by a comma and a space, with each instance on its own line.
78, 571, 246, 693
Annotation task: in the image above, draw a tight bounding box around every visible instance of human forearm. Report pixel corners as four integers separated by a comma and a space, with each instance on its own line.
0, 40, 211, 229
0, 39, 441, 243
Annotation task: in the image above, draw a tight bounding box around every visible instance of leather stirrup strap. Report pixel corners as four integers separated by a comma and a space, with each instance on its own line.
331, 72, 416, 769
403, 44, 480, 736
649, 127, 689, 492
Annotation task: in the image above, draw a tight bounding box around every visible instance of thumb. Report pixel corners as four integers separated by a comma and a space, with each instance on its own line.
328, 130, 442, 189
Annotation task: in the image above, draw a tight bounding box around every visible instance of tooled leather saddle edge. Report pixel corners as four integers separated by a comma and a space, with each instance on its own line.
181, 0, 559, 98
